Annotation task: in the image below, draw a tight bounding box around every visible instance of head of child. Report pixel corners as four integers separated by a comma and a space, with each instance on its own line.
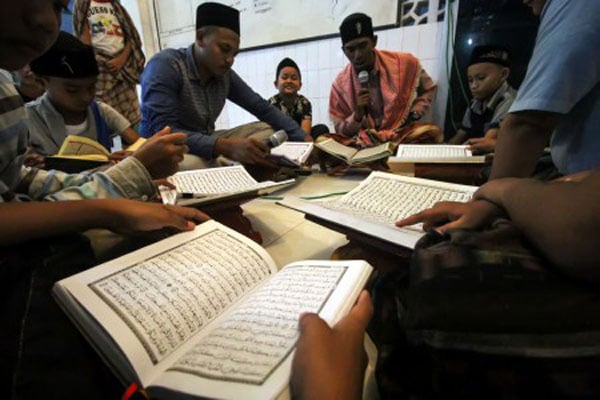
274, 58, 302, 99
30, 32, 99, 121
467, 45, 511, 102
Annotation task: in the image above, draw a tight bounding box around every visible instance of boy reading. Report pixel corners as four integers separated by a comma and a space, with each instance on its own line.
449, 45, 517, 154
26, 31, 140, 160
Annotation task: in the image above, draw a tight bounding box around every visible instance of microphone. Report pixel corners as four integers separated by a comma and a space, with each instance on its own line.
266, 130, 288, 148
358, 70, 369, 89
357, 70, 371, 125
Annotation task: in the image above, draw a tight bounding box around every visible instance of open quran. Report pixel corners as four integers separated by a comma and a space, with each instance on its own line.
388, 144, 487, 164
315, 138, 394, 165
53, 220, 372, 400
269, 141, 314, 167
160, 165, 295, 206
279, 171, 478, 250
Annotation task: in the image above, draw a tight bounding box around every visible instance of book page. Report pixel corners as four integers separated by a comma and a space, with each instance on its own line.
315, 138, 357, 161
270, 142, 314, 166
351, 142, 393, 164
54, 221, 277, 386
152, 260, 372, 400
168, 165, 260, 195
390, 145, 486, 163
56, 135, 110, 158
279, 172, 478, 249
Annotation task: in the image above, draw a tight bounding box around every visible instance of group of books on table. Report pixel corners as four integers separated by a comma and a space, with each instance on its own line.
52, 137, 487, 399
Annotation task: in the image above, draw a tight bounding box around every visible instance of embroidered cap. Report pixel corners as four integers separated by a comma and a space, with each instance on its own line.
30, 32, 98, 78
276, 57, 301, 80
196, 2, 240, 35
469, 45, 511, 67
339, 13, 374, 45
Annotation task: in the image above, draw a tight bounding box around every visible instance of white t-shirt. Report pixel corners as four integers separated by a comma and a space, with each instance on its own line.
65, 120, 89, 136
87, 0, 125, 56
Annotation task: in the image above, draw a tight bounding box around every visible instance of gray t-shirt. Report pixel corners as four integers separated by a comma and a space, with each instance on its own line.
508, 0, 600, 174
26, 93, 131, 155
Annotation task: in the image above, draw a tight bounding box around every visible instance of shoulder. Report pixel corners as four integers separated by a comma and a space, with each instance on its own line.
298, 94, 312, 106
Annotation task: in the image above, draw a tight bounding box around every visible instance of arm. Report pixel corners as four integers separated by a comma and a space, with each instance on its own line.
140, 55, 218, 160
474, 170, 600, 281
449, 129, 467, 145
489, 110, 558, 179
25, 128, 187, 200
0, 199, 209, 246
329, 78, 364, 136
227, 71, 307, 142
466, 128, 499, 155
120, 127, 140, 145
78, 19, 92, 45
291, 291, 373, 400
410, 68, 437, 117
300, 118, 312, 136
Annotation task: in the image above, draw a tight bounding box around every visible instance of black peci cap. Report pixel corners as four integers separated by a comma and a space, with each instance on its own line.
30, 32, 99, 78
196, 2, 240, 35
339, 13, 374, 45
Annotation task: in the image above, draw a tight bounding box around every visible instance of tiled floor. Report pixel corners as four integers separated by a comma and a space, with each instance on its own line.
242, 170, 370, 268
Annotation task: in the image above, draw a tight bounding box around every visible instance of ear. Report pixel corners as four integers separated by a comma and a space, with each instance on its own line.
298, 81, 303, 91
500, 67, 510, 81
38, 75, 51, 86
372, 35, 378, 48
273, 80, 278, 89
195, 28, 206, 46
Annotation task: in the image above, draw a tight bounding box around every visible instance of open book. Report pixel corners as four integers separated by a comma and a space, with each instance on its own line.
160, 165, 296, 206
44, 136, 147, 172
315, 138, 394, 165
389, 144, 487, 164
279, 171, 478, 250
53, 220, 372, 400
269, 142, 314, 167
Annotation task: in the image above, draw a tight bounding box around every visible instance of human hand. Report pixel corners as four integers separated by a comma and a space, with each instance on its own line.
23, 147, 45, 168
215, 137, 277, 167
133, 126, 188, 179
395, 200, 504, 233
106, 53, 127, 74
355, 88, 370, 120
291, 290, 373, 400
465, 136, 497, 155
104, 199, 210, 235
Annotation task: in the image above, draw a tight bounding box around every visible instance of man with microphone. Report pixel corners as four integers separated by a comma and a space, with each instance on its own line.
330, 13, 439, 144
140, 3, 309, 170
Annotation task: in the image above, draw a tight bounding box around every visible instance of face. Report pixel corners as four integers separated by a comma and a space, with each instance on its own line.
342, 36, 377, 72
274, 66, 301, 96
523, 0, 547, 16
196, 27, 240, 77
45, 76, 98, 115
0, 0, 63, 71
467, 62, 509, 101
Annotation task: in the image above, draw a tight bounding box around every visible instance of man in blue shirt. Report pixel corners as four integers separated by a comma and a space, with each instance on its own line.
140, 2, 308, 168
490, 0, 600, 178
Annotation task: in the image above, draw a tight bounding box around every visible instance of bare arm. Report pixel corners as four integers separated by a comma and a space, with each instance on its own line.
79, 19, 92, 45
448, 129, 467, 144
120, 127, 140, 145
475, 170, 600, 281
0, 199, 209, 246
300, 118, 312, 136
489, 111, 559, 179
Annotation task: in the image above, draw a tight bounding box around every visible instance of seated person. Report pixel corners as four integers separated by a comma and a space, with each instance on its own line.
140, 2, 308, 170
449, 45, 517, 154
489, 0, 600, 179
26, 32, 140, 162
329, 12, 441, 146
12, 64, 45, 103
1, 2, 208, 398
269, 57, 312, 135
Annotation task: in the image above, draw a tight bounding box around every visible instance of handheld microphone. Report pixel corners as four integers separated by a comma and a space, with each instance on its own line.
358, 70, 370, 121
358, 70, 369, 89
266, 130, 288, 148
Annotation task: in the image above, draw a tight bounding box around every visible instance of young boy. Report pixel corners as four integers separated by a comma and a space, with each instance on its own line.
269, 57, 313, 135
1, 2, 208, 397
449, 45, 516, 154
26, 31, 140, 158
